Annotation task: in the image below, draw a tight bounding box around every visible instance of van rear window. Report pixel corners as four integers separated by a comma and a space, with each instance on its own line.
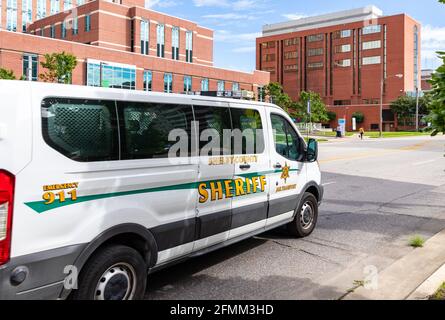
41, 98, 119, 162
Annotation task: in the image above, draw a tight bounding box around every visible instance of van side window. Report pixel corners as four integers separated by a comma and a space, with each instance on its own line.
118, 102, 193, 159
193, 105, 232, 156
271, 114, 303, 161
231, 108, 265, 155
41, 98, 119, 162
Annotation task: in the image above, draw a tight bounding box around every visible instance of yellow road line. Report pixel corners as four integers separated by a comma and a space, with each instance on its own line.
320, 141, 430, 164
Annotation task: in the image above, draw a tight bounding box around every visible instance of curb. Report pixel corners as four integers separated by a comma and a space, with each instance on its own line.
344, 228, 445, 300
407, 263, 445, 300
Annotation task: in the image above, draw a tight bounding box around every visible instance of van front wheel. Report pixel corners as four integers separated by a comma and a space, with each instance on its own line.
287, 192, 318, 238
71, 245, 147, 300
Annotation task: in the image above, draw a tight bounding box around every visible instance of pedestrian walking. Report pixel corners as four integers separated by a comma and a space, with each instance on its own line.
359, 127, 365, 140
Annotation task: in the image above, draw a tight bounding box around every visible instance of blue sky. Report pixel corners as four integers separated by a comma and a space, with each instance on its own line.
146, 0, 445, 73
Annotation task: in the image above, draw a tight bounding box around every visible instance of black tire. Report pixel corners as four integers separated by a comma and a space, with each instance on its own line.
287, 192, 318, 238
70, 245, 147, 300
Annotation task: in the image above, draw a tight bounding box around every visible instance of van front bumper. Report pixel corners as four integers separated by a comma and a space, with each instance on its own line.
0, 244, 85, 300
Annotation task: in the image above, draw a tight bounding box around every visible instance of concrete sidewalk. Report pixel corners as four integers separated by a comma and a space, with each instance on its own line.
345, 228, 445, 300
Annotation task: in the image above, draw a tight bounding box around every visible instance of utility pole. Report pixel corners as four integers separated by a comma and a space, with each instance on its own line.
415, 86, 420, 132
379, 78, 384, 138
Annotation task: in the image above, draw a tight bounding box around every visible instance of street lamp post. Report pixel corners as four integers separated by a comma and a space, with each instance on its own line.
379, 73, 403, 137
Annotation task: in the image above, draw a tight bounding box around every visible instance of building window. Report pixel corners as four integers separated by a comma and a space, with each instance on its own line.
172, 26, 180, 60
284, 51, 298, 59
86, 61, 136, 90
50, 25, 55, 38
362, 40, 381, 50
186, 31, 193, 63
85, 14, 91, 32
37, 0, 46, 19
6, 0, 18, 32
258, 86, 264, 102
77, 0, 85, 4
263, 54, 275, 62
72, 17, 78, 35
23, 54, 38, 81
284, 38, 299, 46
307, 34, 323, 42
340, 29, 351, 38
414, 25, 419, 89
335, 59, 351, 67
363, 99, 380, 105
201, 78, 209, 91
143, 70, 152, 91
217, 80, 225, 92
307, 62, 323, 69
262, 41, 275, 49
140, 20, 149, 55
308, 48, 323, 56
184, 76, 192, 93
164, 73, 173, 93
335, 44, 351, 53
284, 64, 298, 72
157, 24, 165, 58
232, 82, 240, 92
362, 56, 381, 65
21, 0, 32, 32
40, 28, 44, 36
362, 24, 381, 35
263, 67, 275, 74
61, 21, 67, 38
333, 100, 351, 106
50, 0, 60, 15
64, 0, 72, 10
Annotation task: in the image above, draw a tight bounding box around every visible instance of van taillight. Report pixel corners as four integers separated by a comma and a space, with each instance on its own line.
0, 170, 14, 265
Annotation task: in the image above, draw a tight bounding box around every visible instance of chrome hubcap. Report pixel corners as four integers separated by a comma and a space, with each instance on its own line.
95, 263, 136, 300
300, 202, 314, 230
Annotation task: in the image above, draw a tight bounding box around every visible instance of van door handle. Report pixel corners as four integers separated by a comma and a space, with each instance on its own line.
273, 163, 282, 169
239, 164, 251, 170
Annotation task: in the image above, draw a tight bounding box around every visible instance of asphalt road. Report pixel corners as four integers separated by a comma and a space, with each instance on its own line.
145, 135, 445, 300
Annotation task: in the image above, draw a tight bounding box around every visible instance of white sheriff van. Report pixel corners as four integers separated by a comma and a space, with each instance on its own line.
0, 81, 323, 300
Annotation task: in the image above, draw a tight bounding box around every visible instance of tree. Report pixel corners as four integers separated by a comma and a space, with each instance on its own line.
0, 68, 16, 80
352, 111, 365, 124
390, 94, 429, 126
294, 91, 329, 123
263, 82, 293, 112
39, 52, 77, 84
425, 52, 445, 135
327, 111, 337, 122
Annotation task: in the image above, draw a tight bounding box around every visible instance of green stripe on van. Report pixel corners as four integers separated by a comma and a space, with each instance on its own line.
24, 168, 298, 214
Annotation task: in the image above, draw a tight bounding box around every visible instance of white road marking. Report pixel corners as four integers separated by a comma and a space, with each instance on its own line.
322, 182, 337, 186
412, 159, 437, 166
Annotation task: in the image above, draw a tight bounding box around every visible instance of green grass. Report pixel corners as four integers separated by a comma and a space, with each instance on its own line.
409, 235, 426, 248
364, 131, 430, 139
430, 282, 445, 300
312, 131, 430, 139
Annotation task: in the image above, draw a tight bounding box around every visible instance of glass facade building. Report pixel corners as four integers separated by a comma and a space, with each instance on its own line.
87, 60, 136, 90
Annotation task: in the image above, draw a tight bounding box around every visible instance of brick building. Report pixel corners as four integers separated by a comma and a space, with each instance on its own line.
0, 0, 269, 96
256, 6, 421, 131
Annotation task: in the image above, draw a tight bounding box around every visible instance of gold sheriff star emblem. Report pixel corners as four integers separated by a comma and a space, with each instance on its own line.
280, 162, 290, 183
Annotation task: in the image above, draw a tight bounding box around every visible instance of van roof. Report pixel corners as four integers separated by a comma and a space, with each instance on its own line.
0, 80, 281, 110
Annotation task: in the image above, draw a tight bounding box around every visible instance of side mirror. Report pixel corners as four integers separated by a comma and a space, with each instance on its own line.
306, 138, 318, 162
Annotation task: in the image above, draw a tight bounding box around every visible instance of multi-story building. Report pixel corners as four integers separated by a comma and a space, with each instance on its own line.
256, 6, 421, 131
0, 0, 269, 96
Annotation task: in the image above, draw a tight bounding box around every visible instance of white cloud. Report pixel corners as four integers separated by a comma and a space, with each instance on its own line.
421, 25, 445, 69
282, 13, 308, 20
232, 46, 256, 53
193, 0, 229, 7
194, 0, 263, 10
203, 13, 257, 20
214, 30, 261, 43
145, 0, 179, 8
